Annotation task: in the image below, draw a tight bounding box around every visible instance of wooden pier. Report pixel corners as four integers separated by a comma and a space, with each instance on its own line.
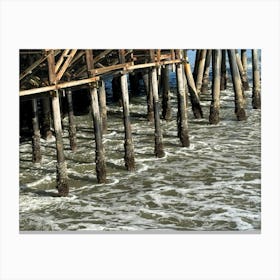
19, 49, 261, 196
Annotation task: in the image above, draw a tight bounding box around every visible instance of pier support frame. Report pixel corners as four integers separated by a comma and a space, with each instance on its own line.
251, 49, 261, 109
142, 68, 154, 122
220, 50, 227, 91
89, 84, 107, 182
209, 50, 222, 125
52, 90, 69, 196
161, 65, 172, 121
85, 49, 107, 183
195, 49, 207, 96
31, 98, 42, 163
47, 50, 69, 196
193, 49, 201, 82
201, 50, 212, 94
235, 50, 250, 92
176, 49, 190, 147
241, 49, 250, 91
151, 66, 165, 157
120, 72, 135, 170
241, 49, 247, 70
228, 49, 247, 121
241, 49, 250, 90
184, 50, 203, 119
119, 50, 135, 170
150, 50, 165, 158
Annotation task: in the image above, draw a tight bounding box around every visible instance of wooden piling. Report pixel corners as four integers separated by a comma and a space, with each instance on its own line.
99, 80, 108, 134
90, 85, 107, 182
47, 50, 69, 196
193, 49, 201, 82
150, 50, 165, 158
241, 49, 248, 72
142, 69, 154, 122
176, 49, 190, 147
241, 49, 250, 91
31, 98, 42, 163
209, 50, 222, 125
119, 49, 135, 170
183, 50, 203, 119
195, 49, 207, 96
51, 91, 69, 196
120, 73, 136, 170
227, 49, 247, 121
161, 65, 172, 121
66, 87, 77, 152
235, 50, 250, 92
251, 49, 261, 109
148, 70, 155, 122
41, 96, 53, 140
145, 51, 155, 122
220, 50, 228, 91
201, 50, 212, 94
85, 49, 107, 183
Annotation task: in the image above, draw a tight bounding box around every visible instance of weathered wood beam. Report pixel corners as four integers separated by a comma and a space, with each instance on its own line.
90, 62, 134, 75
171, 49, 176, 72
93, 49, 114, 64
69, 50, 85, 66
89, 59, 181, 76
55, 49, 70, 73
96, 62, 105, 68
19, 76, 100, 97
65, 50, 85, 76
56, 49, 77, 81
128, 59, 181, 71
156, 49, 161, 64
21, 53, 182, 98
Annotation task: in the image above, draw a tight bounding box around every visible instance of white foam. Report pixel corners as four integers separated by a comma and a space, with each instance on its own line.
25, 175, 53, 187
136, 163, 149, 173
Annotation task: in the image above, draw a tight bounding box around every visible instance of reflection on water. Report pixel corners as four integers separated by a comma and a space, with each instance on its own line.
19, 53, 261, 231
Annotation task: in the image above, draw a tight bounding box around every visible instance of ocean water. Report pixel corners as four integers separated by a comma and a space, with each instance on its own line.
19, 50, 261, 232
